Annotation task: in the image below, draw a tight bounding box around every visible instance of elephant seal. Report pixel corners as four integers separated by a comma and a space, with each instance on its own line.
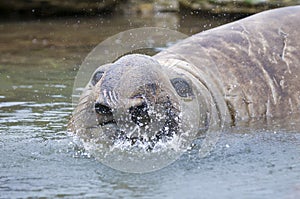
69, 6, 300, 150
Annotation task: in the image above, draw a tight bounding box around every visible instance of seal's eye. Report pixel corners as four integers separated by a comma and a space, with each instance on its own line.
170, 78, 194, 97
91, 71, 104, 86
129, 102, 150, 127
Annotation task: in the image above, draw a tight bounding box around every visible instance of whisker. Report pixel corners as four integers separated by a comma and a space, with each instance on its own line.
108, 90, 117, 106
112, 90, 118, 102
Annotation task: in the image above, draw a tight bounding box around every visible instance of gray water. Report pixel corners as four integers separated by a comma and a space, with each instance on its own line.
1, 12, 300, 199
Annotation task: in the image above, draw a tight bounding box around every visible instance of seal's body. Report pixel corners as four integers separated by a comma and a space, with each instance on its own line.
70, 6, 300, 146
155, 6, 300, 125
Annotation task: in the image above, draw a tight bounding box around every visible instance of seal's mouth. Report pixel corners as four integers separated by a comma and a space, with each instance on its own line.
101, 123, 177, 151
94, 98, 180, 151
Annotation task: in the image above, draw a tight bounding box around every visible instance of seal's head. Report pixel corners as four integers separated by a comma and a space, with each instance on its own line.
70, 54, 208, 151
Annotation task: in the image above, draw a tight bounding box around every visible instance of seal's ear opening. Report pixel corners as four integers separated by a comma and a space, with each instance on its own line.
170, 77, 194, 98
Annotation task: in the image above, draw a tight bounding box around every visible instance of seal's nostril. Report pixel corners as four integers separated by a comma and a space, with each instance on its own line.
95, 102, 112, 115
129, 102, 150, 127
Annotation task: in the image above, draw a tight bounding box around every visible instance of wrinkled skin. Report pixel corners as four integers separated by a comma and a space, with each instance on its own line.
69, 6, 300, 148
69, 55, 206, 149
155, 6, 300, 125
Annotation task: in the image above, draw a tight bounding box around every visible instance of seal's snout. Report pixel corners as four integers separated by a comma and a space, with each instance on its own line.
95, 102, 112, 115
94, 102, 114, 125
129, 101, 150, 127
80, 54, 186, 146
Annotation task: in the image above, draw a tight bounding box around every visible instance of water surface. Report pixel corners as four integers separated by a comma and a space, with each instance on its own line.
0, 12, 299, 198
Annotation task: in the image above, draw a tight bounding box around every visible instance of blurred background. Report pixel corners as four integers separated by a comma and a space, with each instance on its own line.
1, 0, 299, 103
1, 0, 300, 17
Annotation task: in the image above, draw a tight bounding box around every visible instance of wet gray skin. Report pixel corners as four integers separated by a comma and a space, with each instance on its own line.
70, 54, 207, 150
70, 6, 300, 151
